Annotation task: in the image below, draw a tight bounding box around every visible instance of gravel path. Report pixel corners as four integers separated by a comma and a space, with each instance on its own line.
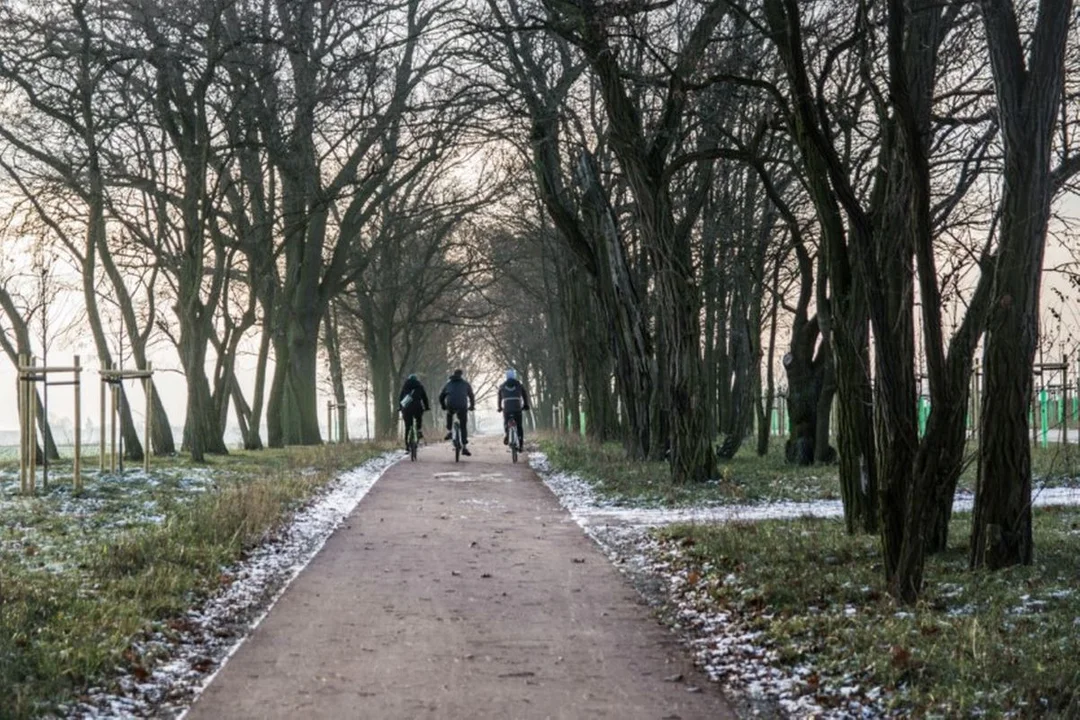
183, 437, 734, 719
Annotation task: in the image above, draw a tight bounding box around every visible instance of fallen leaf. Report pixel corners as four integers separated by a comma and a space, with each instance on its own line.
890, 645, 912, 669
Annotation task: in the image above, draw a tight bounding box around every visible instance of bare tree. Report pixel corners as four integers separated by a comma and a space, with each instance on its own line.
971, 0, 1079, 569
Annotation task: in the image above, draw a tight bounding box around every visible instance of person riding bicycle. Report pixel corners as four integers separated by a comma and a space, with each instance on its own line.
398, 373, 430, 449
439, 368, 475, 456
497, 368, 530, 450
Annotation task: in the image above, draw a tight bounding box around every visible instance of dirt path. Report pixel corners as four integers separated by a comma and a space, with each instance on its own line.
184, 437, 734, 719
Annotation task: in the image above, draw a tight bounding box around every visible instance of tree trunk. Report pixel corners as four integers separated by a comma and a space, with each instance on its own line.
180, 324, 228, 462
783, 345, 819, 465
281, 323, 324, 445
834, 317, 878, 534
267, 334, 288, 448
573, 150, 654, 458
323, 306, 349, 442
82, 195, 144, 461
243, 314, 272, 450
757, 261, 781, 456
96, 223, 174, 455
970, 0, 1071, 571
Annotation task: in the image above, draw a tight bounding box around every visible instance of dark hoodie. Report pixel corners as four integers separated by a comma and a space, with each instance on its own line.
498, 378, 530, 414
439, 374, 475, 412
399, 376, 430, 414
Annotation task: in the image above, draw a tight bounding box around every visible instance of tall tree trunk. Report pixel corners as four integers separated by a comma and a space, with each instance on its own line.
970, 0, 1072, 571
267, 334, 288, 448
96, 226, 174, 455
83, 182, 144, 461
834, 314, 879, 534
365, 321, 396, 440
281, 318, 324, 445
244, 313, 273, 450
757, 259, 781, 456
323, 305, 349, 442
180, 322, 228, 462
0, 289, 60, 460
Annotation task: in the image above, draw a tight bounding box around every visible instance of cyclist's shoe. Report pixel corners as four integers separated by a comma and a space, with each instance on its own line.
417, 431, 424, 439
461, 447, 472, 457
503, 434, 509, 445
444, 432, 452, 441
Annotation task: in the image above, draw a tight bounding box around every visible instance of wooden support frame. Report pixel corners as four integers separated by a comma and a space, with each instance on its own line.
17, 354, 83, 495
98, 362, 155, 475
326, 400, 347, 444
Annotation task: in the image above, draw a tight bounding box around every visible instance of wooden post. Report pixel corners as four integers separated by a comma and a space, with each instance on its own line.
74, 356, 82, 493
144, 363, 153, 473
337, 402, 347, 444
110, 381, 118, 473
28, 355, 37, 495
1062, 357, 1069, 447
18, 353, 27, 494
100, 361, 107, 471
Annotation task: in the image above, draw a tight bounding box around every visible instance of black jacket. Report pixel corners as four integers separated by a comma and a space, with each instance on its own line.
498, 379, 530, 413
398, 377, 430, 414
439, 376, 475, 412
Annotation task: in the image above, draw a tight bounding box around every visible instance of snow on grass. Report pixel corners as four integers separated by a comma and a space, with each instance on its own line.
530, 451, 1080, 719
531, 452, 1080, 529
0, 467, 217, 574
63, 452, 399, 720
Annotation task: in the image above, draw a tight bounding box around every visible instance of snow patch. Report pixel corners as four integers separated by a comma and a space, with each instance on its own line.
63, 452, 399, 719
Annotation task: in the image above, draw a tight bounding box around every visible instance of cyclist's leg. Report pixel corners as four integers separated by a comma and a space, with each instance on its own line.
445, 411, 453, 440
458, 409, 469, 446
513, 411, 524, 447
503, 412, 509, 444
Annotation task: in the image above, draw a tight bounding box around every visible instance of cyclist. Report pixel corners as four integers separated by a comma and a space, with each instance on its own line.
439, 368, 475, 456
398, 373, 430, 449
497, 368, 530, 450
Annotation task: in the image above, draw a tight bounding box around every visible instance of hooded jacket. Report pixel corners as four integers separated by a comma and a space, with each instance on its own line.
399, 376, 430, 413
498, 378, 530, 414
439, 375, 475, 412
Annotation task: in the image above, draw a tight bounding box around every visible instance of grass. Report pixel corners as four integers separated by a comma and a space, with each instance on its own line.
538, 434, 841, 506
655, 509, 1080, 717
0, 441, 392, 720
538, 434, 1080, 507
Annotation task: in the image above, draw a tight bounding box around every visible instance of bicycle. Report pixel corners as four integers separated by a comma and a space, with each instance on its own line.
406, 416, 420, 462
451, 414, 463, 462
507, 417, 520, 463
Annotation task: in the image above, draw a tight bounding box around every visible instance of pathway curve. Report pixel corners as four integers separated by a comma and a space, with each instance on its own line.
184, 437, 734, 720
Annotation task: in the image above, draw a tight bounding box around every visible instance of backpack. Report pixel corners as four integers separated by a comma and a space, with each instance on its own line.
501, 382, 523, 413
